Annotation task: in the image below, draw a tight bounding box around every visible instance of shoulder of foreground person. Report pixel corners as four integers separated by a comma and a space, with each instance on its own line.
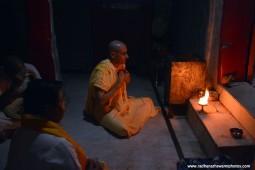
7, 128, 82, 170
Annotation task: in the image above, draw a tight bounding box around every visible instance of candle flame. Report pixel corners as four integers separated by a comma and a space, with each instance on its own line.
198, 89, 209, 105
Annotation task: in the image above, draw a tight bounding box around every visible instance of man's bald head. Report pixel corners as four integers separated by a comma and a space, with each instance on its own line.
108, 40, 128, 66
108, 40, 126, 54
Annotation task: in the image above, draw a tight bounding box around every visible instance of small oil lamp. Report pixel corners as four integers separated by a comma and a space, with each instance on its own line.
198, 89, 209, 114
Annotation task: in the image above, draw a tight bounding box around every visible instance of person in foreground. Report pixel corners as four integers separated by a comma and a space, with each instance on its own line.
6, 79, 107, 170
0, 55, 41, 119
84, 40, 160, 137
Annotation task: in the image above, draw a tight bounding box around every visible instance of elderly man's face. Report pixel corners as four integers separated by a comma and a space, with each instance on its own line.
113, 45, 129, 65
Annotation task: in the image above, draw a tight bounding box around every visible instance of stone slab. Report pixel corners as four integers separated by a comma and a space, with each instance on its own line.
223, 82, 255, 117
188, 98, 255, 164
216, 83, 255, 139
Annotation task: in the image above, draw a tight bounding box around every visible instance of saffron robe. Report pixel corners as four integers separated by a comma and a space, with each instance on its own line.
84, 59, 159, 137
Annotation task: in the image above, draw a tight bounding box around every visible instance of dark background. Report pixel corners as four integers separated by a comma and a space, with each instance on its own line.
0, 0, 209, 73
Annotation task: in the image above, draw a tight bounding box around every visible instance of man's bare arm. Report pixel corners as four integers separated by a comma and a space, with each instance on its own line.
0, 69, 26, 110
95, 71, 126, 112
0, 87, 21, 110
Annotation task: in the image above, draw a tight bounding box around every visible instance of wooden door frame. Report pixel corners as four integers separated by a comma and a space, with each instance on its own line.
204, 0, 224, 89
247, 23, 255, 84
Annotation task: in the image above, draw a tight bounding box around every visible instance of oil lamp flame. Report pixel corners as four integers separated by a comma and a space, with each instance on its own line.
198, 89, 209, 105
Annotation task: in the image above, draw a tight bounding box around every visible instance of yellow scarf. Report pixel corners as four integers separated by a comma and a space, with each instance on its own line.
21, 114, 87, 170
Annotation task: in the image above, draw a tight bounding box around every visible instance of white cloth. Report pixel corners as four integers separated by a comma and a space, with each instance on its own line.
5, 127, 81, 170
0, 63, 41, 96
0, 63, 42, 118
17, 63, 42, 93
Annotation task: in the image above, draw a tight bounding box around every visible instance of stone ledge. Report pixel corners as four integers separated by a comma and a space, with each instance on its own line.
187, 98, 255, 164
216, 83, 255, 139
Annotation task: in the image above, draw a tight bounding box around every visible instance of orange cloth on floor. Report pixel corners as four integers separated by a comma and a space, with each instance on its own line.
84, 59, 160, 137
21, 114, 87, 170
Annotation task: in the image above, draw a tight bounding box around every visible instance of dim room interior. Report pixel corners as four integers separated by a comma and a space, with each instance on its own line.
0, 0, 255, 169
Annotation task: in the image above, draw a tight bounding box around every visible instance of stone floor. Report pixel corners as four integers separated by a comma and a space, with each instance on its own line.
0, 72, 206, 170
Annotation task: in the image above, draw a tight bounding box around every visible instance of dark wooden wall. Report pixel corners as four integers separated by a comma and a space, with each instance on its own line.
0, 0, 210, 74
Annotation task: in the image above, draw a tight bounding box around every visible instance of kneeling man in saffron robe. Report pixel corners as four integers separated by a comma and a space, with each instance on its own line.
84, 40, 160, 137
